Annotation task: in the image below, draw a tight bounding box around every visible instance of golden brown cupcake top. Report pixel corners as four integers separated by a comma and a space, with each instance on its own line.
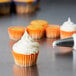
27, 25, 44, 30
30, 20, 48, 28
8, 26, 26, 32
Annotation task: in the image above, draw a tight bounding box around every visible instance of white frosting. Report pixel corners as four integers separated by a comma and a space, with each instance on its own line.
61, 18, 76, 31
13, 31, 39, 55
72, 34, 76, 50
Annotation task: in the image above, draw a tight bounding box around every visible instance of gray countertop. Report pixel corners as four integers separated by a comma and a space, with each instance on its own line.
0, 0, 76, 76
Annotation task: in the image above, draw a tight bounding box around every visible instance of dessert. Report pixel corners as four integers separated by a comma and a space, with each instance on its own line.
14, 0, 39, 14
8, 26, 26, 40
27, 25, 45, 39
0, 1, 11, 15
46, 25, 60, 38
60, 18, 76, 39
30, 20, 48, 29
12, 31, 39, 67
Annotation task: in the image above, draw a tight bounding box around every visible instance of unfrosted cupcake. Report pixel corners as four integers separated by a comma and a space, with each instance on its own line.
0, 1, 11, 15
8, 26, 26, 40
12, 31, 39, 67
46, 25, 60, 38
60, 18, 76, 39
14, 0, 39, 14
27, 25, 45, 39
30, 20, 48, 29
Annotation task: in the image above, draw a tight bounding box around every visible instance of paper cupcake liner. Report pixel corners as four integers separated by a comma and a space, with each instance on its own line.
46, 25, 60, 38
0, 2, 11, 15
60, 30, 76, 39
8, 26, 26, 41
16, 4, 36, 14
12, 51, 39, 67
27, 29, 45, 39
46, 31, 60, 38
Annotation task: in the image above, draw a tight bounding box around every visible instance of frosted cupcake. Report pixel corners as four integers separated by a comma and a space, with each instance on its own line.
8, 26, 26, 41
27, 25, 45, 39
60, 18, 76, 39
12, 31, 39, 67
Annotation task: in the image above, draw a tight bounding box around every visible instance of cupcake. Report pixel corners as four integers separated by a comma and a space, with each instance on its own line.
30, 20, 48, 29
14, 0, 39, 14
60, 18, 76, 39
8, 26, 26, 40
0, 0, 11, 15
46, 25, 60, 38
12, 31, 39, 67
27, 25, 45, 39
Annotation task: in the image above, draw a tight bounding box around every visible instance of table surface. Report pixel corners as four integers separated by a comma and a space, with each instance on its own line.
0, 0, 76, 76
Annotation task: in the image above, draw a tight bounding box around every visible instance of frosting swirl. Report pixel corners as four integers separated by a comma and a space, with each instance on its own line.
13, 31, 39, 55
61, 18, 76, 31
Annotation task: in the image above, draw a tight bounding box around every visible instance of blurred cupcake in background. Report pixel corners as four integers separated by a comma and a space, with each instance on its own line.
0, 0, 11, 15
46, 25, 60, 38
59, 47, 73, 55
30, 20, 48, 29
13, 64, 39, 76
27, 25, 45, 39
12, 31, 39, 67
14, 0, 40, 14
8, 26, 26, 41
60, 18, 76, 39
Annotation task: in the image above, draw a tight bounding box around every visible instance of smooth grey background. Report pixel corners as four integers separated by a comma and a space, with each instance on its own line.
0, 0, 76, 76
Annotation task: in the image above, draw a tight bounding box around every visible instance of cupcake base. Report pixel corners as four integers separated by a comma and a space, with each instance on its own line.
60, 30, 76, 39
12, 51, 39, 67
0, 3, 10, 15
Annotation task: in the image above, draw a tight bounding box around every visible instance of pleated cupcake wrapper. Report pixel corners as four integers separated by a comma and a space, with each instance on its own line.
12, 51, 39, 67
46, 30, 60, 38
60, 30, 76, 39
27, 29, 45, 39
8, 30, 25, 41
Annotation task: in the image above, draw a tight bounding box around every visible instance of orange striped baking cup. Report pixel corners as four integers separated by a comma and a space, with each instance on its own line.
27, 25, 45, 39
8, 26, 26, 41
46, 25, 60, 38
60, 30, 76, 39
12, 51, 39, 67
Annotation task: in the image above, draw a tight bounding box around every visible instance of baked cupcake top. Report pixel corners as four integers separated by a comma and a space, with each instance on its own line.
27, 25, 44, 30
13, 31, 39, 55
30, 20, 48, 28
61, 18, 76, 32
8, 26, 26, 32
